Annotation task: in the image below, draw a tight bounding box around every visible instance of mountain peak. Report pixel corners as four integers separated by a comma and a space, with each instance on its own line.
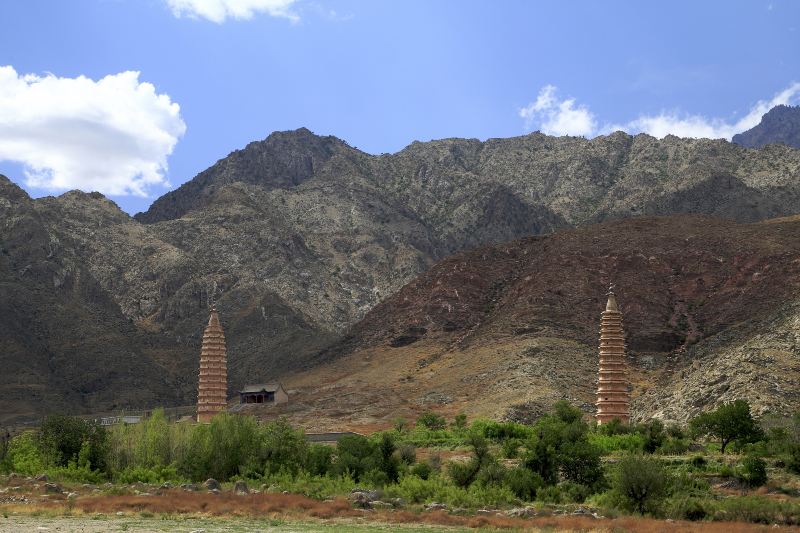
0, 174, 32, 204
732, 104, 800, 149
134, 127, 348, 223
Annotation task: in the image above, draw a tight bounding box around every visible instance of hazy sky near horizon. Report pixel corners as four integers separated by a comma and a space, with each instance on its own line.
0, 0, 798, 214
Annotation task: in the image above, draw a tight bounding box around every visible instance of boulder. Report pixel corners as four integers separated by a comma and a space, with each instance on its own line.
35, 474, 49, 482
232, 480, 249, 495
349, 489, 380, 508
369, 501, 393, 510
43, 483, 62, 494
424, 502, 448, 511
505, 507, 536, 518
203, 478, 221, 491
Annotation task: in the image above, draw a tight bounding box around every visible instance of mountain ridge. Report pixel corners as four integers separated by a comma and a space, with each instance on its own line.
3, 122, 800, 423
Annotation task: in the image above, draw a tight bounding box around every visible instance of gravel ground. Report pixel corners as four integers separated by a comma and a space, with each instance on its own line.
0, 515, 470, 533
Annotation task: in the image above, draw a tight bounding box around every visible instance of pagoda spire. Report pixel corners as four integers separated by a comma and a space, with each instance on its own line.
596, 284, 630, 424
197, 306, 228, 423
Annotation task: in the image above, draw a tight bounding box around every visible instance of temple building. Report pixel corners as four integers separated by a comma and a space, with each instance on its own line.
197, 307, 228, 423
238, 383, 289, 405
596, 287, 631, 424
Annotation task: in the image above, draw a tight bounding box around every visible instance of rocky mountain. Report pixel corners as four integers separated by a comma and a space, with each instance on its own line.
279, 215, 800, 431
733, 104, 800, 149
0, 179, 190, 425
3, 124, 800, 423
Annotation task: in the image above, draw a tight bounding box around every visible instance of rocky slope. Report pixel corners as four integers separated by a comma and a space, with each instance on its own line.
733, 105, 800, 149
0, 179, 190, 425
3, 123, 800, 422
277, 215, 800, 430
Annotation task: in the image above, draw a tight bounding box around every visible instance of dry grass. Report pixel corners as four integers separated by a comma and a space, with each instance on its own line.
6, 491, 794, 532
68, 491, 361, 519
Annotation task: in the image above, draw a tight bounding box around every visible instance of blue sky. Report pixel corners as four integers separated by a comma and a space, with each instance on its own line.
0, 0, 798, 214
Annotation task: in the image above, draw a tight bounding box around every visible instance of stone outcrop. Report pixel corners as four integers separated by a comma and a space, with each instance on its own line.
197, 308, 228, 423
596, 290, 630, 424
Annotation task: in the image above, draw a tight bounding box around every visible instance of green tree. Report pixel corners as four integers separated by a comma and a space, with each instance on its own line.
612, 454, 669, 515
690, 400, 763, 453
377, 433, 400, 483
640, 419, 666, 454
558, 440, 604, 488
333, 434, 377, 482
258, 418, 308, 475
38, 415, 108, 472
0, 429, 9, 469
521, 402, 598, 487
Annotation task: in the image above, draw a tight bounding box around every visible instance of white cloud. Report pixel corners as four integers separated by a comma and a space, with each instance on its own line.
519, 85, 597, 137
608, 82, 800, 139
165, 0, 299, 23
0, 66, 186, 196
521, 82, 800, 140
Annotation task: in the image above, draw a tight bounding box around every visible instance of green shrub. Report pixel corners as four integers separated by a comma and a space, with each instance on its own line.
115, 464, 182, 484
261, 471, 356, 500
503, 466, 542, 501
389, 473, 451, 503
417, 412, 446, 430
658, 437, 689, 455
689, 455, 707, 469
639, 420, 666, 453
452, 413, 467, 430
718, 464, 734, 478
398, 444, 416, 465
361, 468, 390, 488
706, 495, 800, 524
5, 432, 46, 475
670, 471, 710, 497
611, 454, 669, 515
666, 496, 707, 521
501, 438, 521, 459
559, 481, 592, 503
474, 420, 533, 441
536, 484, 563, 503
393, 417, 408, 433
448, 459, 479, 488
552, 401, 583, 424
588, 433, 645, 454
384, 473, 513, 508
409, 462, 431, 480
597, 418, 632, 436
736, 456, 768, 487
787, 443, 800, 474
475, 461, 506, 487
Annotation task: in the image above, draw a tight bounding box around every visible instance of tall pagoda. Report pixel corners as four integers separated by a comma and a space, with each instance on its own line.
596, 286, 630, 424
197, 307, 228, 423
